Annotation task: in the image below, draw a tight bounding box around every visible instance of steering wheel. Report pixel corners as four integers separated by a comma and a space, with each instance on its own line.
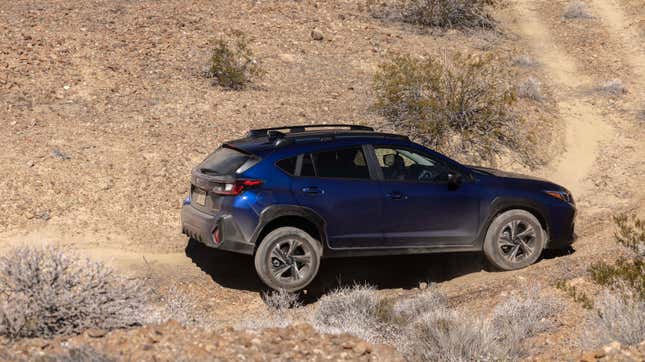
418, 169, 434, 181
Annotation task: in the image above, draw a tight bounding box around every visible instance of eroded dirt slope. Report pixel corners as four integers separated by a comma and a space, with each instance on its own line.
1, 0, 644, 360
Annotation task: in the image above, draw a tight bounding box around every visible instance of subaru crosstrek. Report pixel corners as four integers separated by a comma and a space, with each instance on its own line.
181, 124, 575, 291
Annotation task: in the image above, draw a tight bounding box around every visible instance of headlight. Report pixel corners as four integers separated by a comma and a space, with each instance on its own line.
544, 190, 574, 203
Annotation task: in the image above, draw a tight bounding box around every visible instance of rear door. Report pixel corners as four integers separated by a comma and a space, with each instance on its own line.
291, 145, 384, 248
371, 145, 481, 247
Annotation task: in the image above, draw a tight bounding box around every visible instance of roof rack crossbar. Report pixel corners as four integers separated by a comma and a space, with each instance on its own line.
246, 124, 374, 138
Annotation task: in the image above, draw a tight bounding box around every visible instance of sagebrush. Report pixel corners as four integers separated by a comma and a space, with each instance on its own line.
0, 246, 147, 339
399, 0, 496, 29
311, 284, 561, 361
563, 1, 592, 19
373, 52, 533, 165
585, 289, 645, 346
207, 31, 263, 90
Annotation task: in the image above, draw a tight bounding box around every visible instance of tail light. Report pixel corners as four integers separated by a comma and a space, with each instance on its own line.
212, 179, 262, 196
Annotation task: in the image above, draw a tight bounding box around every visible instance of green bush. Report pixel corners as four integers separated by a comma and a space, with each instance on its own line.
373, 52, 531, 164
589, 214, 645, 300
399, 0, 496, 29
207, 31, 263, 90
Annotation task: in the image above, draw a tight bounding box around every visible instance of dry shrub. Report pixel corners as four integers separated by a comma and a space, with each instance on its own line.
518, 77, 544, 102
239, 289, 302, 330
585, 289, 645, 346
150, 286, 219, 330
207, 31, 263, 90
589, 214, 644, 300
399, 0, 496, 29
373, 52, 533, 165
564, 1, 592, 19
312, 284, 397, 343
598, 79, 627, 96
584, 214, 645, 347
312, 284, 560, 361
0, 246, 147, 339
263, 289, 302, 311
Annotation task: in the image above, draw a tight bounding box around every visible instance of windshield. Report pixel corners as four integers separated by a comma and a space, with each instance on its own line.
199, 146, 252, 175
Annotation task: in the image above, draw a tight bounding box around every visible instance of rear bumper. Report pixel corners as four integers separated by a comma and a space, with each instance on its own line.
181, 204, 254, 255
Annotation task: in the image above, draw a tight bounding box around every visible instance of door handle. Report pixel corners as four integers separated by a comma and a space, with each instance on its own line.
386, 191, 404, 200
302, 186, 324, 195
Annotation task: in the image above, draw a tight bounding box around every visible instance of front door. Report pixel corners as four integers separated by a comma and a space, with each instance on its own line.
372, 146, 480, 247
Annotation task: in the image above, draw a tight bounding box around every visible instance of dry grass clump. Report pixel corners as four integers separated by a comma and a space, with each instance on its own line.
0, 246, 147, 339
207, 31, 263, 90
518, 77, 544, 101
563, 1, 592, 19
399, 0, 496, 29
373, 52, 533, 165
311, 284, 561, 361
150, 286, 220, 330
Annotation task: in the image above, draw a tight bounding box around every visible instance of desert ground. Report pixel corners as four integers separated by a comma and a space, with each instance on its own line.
1, 0, 644, 360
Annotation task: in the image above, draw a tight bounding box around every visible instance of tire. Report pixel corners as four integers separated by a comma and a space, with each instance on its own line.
254, 226, 322, 292
483, 210, 546, 271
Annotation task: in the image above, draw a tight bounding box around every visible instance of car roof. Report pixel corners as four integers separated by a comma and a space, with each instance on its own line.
226, 127, 409, 157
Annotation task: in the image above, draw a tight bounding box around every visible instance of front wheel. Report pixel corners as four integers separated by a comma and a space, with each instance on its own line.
483, 210, 546, 271
254, 227, 322, 292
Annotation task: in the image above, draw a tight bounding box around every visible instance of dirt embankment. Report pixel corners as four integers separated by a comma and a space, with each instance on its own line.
1, 0, 644, 360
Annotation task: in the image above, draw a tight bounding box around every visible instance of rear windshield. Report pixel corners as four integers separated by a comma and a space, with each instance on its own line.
199, 146, 252, 175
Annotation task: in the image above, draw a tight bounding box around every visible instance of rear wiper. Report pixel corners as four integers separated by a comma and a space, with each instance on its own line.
200, 168, 220, 175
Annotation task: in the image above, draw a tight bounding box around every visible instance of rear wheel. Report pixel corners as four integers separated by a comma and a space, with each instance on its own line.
483, 210, 545, 270
254, 227, 322, 292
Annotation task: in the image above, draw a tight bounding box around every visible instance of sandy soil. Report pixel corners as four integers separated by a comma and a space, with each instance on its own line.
1, 0, 644, 359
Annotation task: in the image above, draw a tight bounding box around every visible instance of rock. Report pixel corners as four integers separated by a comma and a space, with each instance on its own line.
353, 341, 371, 355
603, 341, 622, 354
86, 328, 107, 338
419, 282, 428, 290
278, 53, 297, 63
311, 29, 324, 41
51, 148, 71, 160
27, 160, 35, 167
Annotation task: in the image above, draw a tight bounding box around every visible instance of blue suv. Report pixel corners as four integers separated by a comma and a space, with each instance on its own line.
181, 124, 576, 291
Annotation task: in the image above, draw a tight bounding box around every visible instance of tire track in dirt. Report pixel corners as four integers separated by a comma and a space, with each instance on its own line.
511, 0, 614, 199
588, 0, 645, 91
586, 0, 645, 209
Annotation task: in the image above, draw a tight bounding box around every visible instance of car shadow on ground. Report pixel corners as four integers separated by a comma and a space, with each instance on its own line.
185, 238, 576, 302
186, 238, 491, 299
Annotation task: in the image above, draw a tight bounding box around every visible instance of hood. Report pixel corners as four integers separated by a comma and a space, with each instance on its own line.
468, 165, 549, 182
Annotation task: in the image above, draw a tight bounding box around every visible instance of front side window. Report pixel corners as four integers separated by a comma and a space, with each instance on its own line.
374, 147, 454, 183
307, 147, 370, 179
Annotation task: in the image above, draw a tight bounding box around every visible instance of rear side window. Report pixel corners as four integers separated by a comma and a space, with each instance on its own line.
199, 146, 252, 175
276, 157, 297, 175
312, 147, 370, 179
